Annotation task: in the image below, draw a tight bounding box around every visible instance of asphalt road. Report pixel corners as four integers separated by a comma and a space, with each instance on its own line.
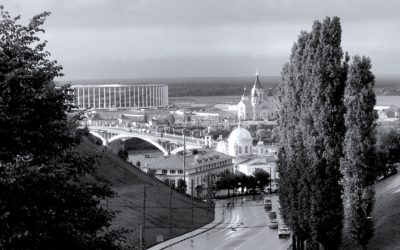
165, 194, 292, 250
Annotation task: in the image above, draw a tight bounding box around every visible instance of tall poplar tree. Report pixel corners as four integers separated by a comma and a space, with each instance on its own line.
307, 17, 348, 249
278, 31, 311, 248
341, 56, 376, 248
278, 16, 348, 249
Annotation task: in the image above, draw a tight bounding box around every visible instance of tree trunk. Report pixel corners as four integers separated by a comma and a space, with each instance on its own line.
292, 235, 297, 250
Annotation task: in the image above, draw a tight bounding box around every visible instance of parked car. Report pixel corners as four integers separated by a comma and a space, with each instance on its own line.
268, 220, 278, 229
264, 198, 272, 210
268, 211, 277, 220
278, 225, 291, 238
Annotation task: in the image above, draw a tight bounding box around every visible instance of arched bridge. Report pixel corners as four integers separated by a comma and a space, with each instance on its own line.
87, 125, 209, 155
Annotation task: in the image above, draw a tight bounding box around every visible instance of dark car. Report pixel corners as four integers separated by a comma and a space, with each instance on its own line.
268, 211, 277, 220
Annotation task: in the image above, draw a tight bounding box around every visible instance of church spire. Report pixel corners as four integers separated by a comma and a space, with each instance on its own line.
254, 71, 262, 89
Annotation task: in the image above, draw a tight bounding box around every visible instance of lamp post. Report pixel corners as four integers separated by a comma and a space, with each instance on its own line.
257, 180, 261, 200
183, 128, 186, 192
238, 182, 242, 205
269, 166, 272, 195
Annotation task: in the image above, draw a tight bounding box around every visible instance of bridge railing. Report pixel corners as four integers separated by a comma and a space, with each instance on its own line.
88, 125, 216, 145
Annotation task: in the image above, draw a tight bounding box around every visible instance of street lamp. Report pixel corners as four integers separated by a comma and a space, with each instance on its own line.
182, 128, 186, 192
269, 166, 272, 195
238, 182, 242, 205
257, 180, 261, 200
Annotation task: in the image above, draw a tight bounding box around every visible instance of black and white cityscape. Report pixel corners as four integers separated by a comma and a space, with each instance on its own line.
1, 1, 400, 250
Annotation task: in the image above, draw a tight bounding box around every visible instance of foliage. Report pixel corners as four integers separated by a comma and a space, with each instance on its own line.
0, 155, 123, 250
216, 169, 269, 195
216, 170, 235, 190
176, 179, 187, 193
0, 7, 123, 249
341, 56, 377, 248
375, 123, 400, 178
165, 114, 175, 126
278, 17, 349, 248
253, 168, 270, 190
117, 149, 128, 161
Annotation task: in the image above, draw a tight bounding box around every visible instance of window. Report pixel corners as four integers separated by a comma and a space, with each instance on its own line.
170, 170, 176, 174
245, 146, 248, 154
178, 170, 183, 174
162, 169, 167, 174
239, 147, 242, 154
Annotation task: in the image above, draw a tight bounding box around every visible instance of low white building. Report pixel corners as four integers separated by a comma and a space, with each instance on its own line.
237, 156, 278, 180
129, 148, 234, 197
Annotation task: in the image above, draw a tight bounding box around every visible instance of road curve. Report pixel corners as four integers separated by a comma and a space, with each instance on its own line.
164, 195, 292, 250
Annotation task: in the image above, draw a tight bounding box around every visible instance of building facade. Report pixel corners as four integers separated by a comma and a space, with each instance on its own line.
130, 148, 234, 197
72, 84, 168, 109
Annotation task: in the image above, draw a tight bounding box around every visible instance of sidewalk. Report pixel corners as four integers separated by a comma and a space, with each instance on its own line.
148, 200, 226, 250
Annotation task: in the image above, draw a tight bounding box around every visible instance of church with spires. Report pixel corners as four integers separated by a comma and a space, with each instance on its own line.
237, 72, 277, 121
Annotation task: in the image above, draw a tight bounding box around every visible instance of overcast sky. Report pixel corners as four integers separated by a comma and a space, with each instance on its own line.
6, 0, 400, 80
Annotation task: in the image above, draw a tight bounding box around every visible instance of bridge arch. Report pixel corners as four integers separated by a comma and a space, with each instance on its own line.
108, 134, 169, 155
89, 131, 108, 146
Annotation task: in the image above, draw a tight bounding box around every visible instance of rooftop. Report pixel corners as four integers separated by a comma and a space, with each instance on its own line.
134, 148, 233, 171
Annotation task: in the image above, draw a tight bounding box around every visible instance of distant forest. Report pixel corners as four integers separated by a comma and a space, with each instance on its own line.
59, 75, 400, 97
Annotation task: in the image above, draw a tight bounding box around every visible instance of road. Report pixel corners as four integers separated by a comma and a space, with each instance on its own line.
164, 195, 291, 250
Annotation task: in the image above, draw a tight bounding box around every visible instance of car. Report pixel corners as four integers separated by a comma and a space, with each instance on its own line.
268, 220, 278, 229
268, 211, 277, 220
278, 225, 291, 238
264, 198, 272, 210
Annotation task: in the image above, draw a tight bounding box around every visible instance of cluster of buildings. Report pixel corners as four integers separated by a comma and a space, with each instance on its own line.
128, 122, 278, 198
77, 74, 280, 198
118, 74, 280, 197
374, 106, 400, 120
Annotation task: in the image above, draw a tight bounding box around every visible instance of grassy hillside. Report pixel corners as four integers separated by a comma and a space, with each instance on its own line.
341, 173, 400, 249
78, 138, 214, 248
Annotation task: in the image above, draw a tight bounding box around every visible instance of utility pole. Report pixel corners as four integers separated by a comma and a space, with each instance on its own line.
269, 166, 272, 195
169, 183, 172, 234
183, 129, 186, 192
142, 185, 146, 247
139, 225, 143, 250
207, 170, 212, 215
191, 179, 194, 228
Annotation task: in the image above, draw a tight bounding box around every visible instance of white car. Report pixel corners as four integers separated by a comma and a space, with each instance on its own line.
278, 225, 291, 238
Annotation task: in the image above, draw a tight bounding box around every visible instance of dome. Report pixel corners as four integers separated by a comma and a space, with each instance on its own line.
228, 127, 253, 145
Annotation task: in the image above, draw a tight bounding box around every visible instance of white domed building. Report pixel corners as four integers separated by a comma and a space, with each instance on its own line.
227, 126, 253, 157
216, 125, 253, 158
215, 124, 279, 179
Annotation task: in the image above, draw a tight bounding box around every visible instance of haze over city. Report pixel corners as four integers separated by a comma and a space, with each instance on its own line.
7, 0, 400, 79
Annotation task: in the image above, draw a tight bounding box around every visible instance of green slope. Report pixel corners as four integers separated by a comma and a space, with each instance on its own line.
78, 139, 214, 248
341, 173, 400, 249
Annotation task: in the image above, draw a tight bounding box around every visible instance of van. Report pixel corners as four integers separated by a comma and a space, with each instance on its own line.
264, 197, 272, 210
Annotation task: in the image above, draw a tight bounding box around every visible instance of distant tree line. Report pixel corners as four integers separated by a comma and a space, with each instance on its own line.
277, 16, 377, 249
216, 169, 270, 196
